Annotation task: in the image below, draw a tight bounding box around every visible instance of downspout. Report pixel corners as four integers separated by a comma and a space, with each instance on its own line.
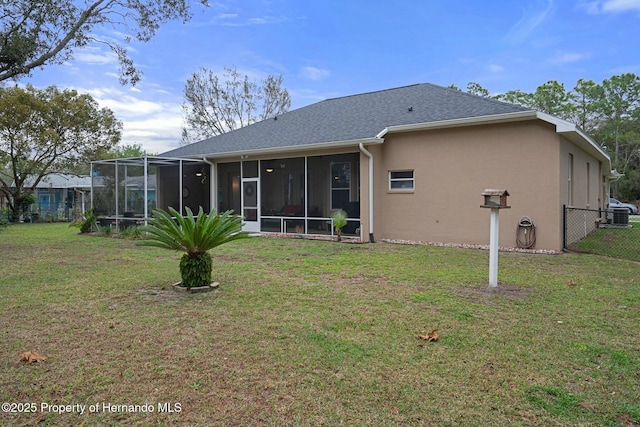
202, 157, 216, 213
89, 163, 94, 211
359, 143, 374, 243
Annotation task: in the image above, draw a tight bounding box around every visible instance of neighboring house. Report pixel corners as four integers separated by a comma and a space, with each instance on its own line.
19, 174, 91, 221
92, 83, 614, 251
90, 171, 157, 218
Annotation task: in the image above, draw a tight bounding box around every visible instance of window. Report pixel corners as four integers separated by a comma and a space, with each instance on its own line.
586, 162, 590, 206
242, 160, 258, 178
389, 170, 414, 191
568, 154, 574, 206
331, 162, 350, 209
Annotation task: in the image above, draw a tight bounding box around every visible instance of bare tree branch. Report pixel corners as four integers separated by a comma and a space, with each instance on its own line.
181, 67, 291, 144
0, 0, 208, 84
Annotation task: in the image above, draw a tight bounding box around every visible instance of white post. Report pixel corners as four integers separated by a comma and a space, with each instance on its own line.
143, 157, 148, 225
489, 208, 500, 287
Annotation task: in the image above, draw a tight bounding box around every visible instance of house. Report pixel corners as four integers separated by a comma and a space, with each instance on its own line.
92, 83, 614, 251
90, 170, 157, 218
19, 174, 91, 221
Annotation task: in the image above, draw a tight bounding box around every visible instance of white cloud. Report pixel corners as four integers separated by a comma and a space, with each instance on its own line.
216, 13, 238, 19
215, 14, 288, 27
583, 0, 640, 13
487, 64, 505, 73
71, 85, 183, 154
505, 0, 555, 43
122, 113, 183, 154
300, 66, 330, 81
604, 0, 640, 11
549, 52, 590, 64
74, 52, 117, 65
100, 96, 165, 116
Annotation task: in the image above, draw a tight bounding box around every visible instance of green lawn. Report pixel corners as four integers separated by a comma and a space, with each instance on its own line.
571, 224, 640, 261
1, 223, 639, 426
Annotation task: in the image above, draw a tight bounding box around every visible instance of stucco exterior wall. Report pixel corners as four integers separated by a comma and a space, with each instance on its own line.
370, 121, 567, 250
202, 118, 607, 250
559, 136, 606, 211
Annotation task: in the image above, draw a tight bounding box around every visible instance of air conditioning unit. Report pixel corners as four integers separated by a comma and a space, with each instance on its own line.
611, 208, 629, 226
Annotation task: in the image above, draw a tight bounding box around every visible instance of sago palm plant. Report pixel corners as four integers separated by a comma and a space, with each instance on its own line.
331, 210, 348, 241
138, 206, 249, 288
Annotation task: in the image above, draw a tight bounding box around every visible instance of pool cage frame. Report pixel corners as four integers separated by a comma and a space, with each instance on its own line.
90, 156, 207, 230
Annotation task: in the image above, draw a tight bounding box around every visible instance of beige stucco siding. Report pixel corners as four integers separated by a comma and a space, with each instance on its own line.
559, 136, 605, 211
371, 121, 566, 250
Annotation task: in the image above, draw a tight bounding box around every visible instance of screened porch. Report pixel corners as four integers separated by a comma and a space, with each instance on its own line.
91, 156, 209, 229
216, 152, 361, 238
91, 153, 362, 238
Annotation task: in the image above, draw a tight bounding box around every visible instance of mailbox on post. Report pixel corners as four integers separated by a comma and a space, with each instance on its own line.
481, 189, 510, 209
481, 189, 510, 287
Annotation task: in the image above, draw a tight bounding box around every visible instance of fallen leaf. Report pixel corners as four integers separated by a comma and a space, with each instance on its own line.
416, 329, 439, 342
617, 413, 635, 427
18, 351, 47, 363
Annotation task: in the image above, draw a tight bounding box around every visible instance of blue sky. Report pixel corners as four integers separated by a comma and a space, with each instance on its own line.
22, 0, 640, 154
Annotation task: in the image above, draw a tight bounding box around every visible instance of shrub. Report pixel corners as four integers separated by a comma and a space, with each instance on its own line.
179, 252, 213, 289
97, 225, 112, 237
332, 210, 348, 241
138, 206, 249, 288
119, 225, 144, 239
70, 208, 98, 233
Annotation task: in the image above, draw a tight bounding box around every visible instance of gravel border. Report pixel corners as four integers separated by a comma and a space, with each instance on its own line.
380, 238, 561, 255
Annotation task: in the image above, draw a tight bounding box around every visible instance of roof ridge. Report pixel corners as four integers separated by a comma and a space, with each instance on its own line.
321, 83, 425, 103
430, 82, 533, 111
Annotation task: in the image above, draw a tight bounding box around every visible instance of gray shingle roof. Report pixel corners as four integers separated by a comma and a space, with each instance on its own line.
20, 174, 92, 189
161, 83, 531, 158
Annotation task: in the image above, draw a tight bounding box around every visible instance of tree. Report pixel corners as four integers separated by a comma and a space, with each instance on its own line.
138, 206, 249, 289
529, 81, 575, 120
0, 85, 121, 221
0, 0, 209, 85
106, 143, 155, 159
466, 82, 490, 98
493, 89, 533, 107
181, 67, 291, 144
493, 81, 575, 120
447, 82, 490, 98
464, 74, 640, 200
69, 143, 155, 175
594, 73, 640, 172
570, 78, 605, 135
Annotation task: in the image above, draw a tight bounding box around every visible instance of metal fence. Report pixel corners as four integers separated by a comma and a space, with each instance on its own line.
564, 205, 640, 262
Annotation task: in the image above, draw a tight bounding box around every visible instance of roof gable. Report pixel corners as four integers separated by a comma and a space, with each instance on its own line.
162, 83, 531, 158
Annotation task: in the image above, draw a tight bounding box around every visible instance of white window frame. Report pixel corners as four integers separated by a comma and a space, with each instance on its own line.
330, 161, 350, 209
568, 154, 574, 206
389, 170, 415, 191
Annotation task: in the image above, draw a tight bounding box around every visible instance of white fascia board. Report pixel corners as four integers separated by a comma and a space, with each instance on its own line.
376, 111, 539, 138
195, 137, 384, 160
535, 112, 611, 166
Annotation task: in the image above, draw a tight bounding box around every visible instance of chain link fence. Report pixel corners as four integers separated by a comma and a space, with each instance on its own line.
564, 205, 640, 262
